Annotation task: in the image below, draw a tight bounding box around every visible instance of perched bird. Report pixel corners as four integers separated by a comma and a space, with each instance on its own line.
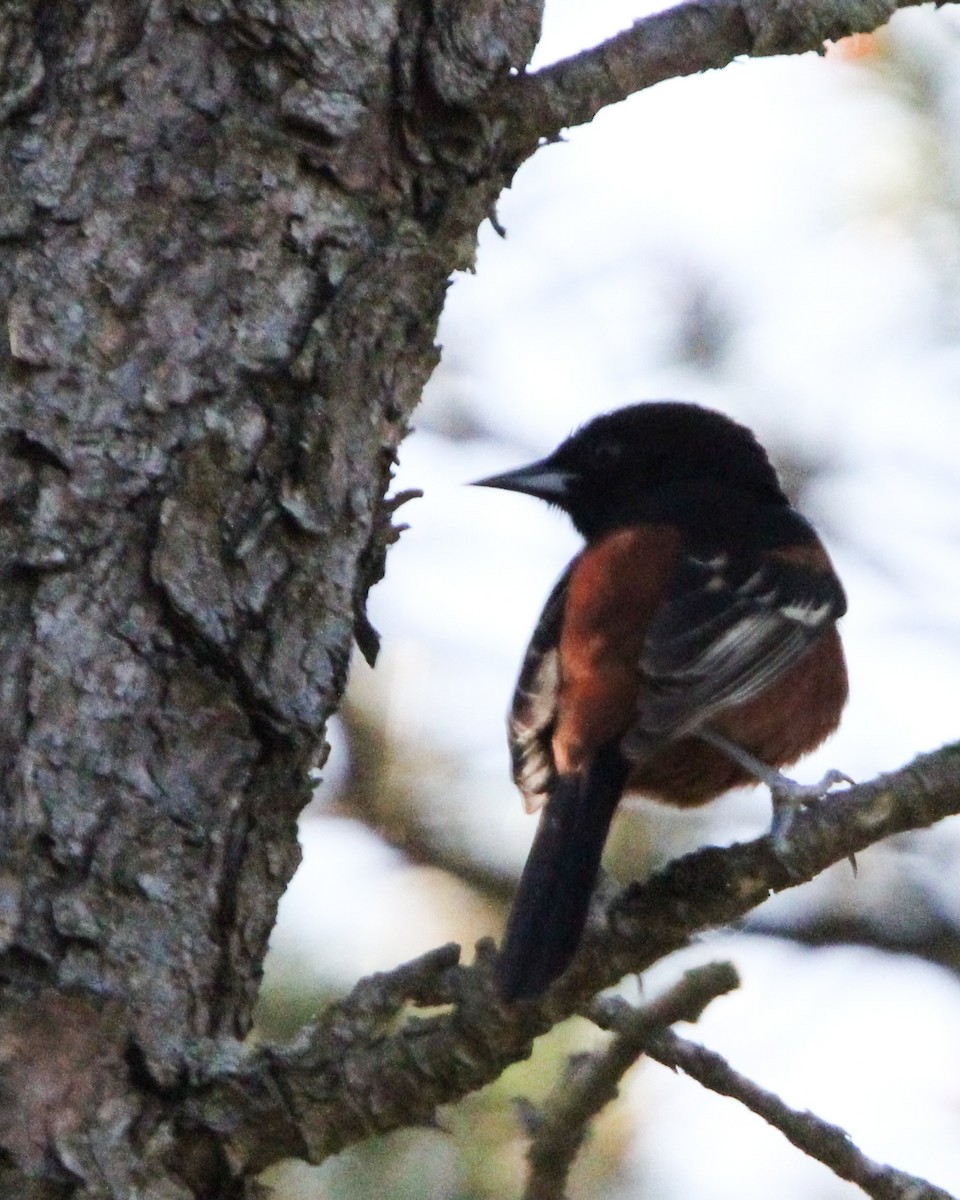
475, 402, 849, 1001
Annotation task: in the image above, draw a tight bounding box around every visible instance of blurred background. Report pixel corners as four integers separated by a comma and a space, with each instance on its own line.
259, 3, 960, 1197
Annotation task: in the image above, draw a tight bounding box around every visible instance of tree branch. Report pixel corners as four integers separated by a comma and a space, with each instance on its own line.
178, 742, 960, 1175
639, 1027, 958, 1200
524, 962, 739, 1200
560, 740, 960, 1001
492, 0, 934, 150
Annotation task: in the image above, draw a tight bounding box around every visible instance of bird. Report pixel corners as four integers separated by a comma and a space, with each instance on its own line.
474, 401, 849, 1002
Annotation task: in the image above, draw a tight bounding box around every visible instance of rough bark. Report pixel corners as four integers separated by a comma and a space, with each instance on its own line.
0, 0, 950, 1196
0, 1, 539, 1194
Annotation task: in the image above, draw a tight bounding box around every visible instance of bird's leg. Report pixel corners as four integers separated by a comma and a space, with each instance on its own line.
697, 726, 853, 849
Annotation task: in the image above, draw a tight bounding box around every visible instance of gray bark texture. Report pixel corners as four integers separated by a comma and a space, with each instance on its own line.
0, 0, 951, 1197
0, 1, 540, 1194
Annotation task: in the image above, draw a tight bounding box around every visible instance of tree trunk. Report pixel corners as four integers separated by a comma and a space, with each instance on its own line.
0, 1, 539, 1194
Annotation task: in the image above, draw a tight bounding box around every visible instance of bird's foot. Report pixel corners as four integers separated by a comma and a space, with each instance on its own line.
697, 727, 855, 868
769, 768, 855, 863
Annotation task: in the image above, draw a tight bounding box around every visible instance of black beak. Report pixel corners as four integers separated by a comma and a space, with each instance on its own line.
471, 456, 572, 503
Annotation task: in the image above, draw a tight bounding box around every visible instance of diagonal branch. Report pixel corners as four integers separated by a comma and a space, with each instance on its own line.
641, 1028, 958, 1200
178, 741, 960, 1176
492, 0, 936, 151
524, 962, 740, 1200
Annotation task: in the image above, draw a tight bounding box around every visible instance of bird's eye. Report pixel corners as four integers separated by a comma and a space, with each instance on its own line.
589, 441, 621, 471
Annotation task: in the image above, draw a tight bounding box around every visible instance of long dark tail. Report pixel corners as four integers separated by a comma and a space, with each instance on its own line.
496, 742, 629, 1001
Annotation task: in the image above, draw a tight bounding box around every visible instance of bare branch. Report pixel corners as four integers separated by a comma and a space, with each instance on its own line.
559, 740, 960, 1001
493, 0, 933, 150
178, 742, 960, 1175
523, 962, 739, 1200
641, 1028, 958, 1200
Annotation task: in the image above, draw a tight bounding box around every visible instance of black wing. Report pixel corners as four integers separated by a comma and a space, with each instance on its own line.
634, 548, 846, 739
507, 566, 571, 812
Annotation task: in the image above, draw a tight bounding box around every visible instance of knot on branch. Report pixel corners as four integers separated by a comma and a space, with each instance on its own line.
424, 0, 544, 106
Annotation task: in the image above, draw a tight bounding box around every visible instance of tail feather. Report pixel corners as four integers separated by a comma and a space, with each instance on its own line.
496, 743, 629, 1001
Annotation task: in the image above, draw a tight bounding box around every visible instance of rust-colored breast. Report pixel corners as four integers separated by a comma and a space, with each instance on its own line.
628, 623, 848, 806
554, 527, 849, 808
552, 525, 681, 776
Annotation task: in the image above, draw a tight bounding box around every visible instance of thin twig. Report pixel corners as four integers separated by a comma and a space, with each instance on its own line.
492, 0, 934, 152
639, 1028, 959, 1200
524, 962, 739, 1200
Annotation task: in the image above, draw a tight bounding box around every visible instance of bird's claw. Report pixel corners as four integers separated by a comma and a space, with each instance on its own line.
769, 768, 854, 859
